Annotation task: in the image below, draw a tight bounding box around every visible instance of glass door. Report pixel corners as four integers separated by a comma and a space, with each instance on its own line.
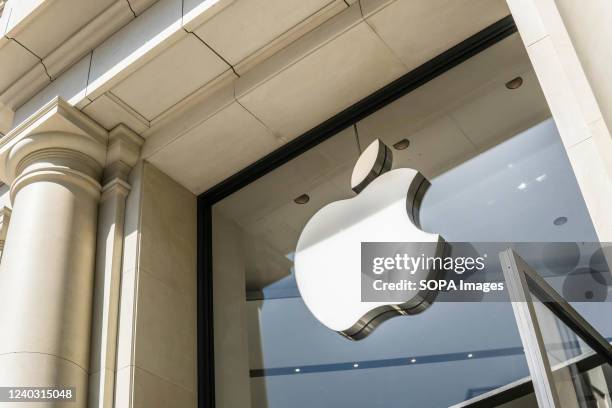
500, 248, 612, 408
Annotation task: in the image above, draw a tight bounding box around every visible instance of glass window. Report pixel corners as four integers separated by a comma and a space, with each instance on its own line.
212, 33, 604, 407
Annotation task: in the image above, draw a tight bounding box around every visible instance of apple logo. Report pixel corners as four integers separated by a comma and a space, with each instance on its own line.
294, 139, 445, 340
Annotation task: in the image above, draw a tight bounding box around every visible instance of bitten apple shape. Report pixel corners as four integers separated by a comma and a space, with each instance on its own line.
294, 139, 444, 340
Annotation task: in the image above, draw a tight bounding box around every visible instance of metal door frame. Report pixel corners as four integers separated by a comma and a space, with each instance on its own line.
500, 248, 612, 408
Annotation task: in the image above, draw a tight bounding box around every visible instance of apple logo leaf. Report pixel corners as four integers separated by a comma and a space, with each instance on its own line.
295, 139, 445, 340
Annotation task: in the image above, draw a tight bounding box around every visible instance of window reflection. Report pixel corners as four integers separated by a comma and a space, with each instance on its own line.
213, 34, 602, 408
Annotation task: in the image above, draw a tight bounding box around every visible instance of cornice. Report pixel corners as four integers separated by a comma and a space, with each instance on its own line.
128, 0, 164, 16
182, 0, 235, 31
232, 0, 347, 76
0, 64, 50, 111
234, 3, 364, 98
0, 0, 140, 109
1, 0, 55, 39
42, 1, 135, 79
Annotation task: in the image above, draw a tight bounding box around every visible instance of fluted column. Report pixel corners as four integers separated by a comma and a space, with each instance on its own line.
0, 98, 108, 407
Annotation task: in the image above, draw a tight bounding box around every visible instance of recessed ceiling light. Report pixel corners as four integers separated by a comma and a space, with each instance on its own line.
294, 368, 301, 373
467, 353, 473, 358
353, 363, 359, 368
410, 358, 416, 363
393, 138, 410, 150
505, 76, 523, 90
553, 216, 568, 226
294, 194, 310, 204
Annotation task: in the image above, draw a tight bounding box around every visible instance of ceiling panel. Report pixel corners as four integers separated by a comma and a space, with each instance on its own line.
112, 33, 231, 120
216, 128, 359, 288
243, 168, 353, 264
192, 0, 338, 65
236, 21, 406, 141
83, 93, 150, 134
450, 69, 550, 151
215, 127, 359, 226
14, 54, 91, 125
357, 115, 478, 179
148, 102, 281, 193
364, 0, 510, 70
354, 34, 546, 176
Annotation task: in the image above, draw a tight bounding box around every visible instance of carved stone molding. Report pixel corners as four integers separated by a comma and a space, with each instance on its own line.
0, 97, 108, 188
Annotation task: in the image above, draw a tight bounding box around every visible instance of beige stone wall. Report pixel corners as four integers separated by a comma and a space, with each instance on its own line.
554, 0, 612, 142
212, 210, 252, 407
507, 0, 612, 240
115, 161, 197, 408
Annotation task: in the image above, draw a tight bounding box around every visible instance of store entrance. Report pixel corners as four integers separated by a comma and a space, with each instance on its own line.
209, 31, 612, 408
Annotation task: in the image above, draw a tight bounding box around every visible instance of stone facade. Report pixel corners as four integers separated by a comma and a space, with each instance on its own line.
0, 1, 610, 407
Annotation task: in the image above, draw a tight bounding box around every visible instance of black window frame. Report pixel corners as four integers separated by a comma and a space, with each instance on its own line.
196, 16, 518, 407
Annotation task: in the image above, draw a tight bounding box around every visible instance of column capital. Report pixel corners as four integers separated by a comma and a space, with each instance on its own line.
0, 97, 109, 203
103, 123, 144, 186
0, 97, 109, 184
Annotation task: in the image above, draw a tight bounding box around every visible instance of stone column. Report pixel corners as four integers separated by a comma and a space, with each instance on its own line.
0, 98, 108, 407
88, 124, 143, 408
0, 206, 11, 261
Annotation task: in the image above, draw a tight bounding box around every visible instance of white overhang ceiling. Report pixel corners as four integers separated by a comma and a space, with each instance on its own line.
1, 0, 513, 194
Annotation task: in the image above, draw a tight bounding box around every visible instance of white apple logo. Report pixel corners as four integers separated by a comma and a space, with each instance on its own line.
294, 139, 444, 340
